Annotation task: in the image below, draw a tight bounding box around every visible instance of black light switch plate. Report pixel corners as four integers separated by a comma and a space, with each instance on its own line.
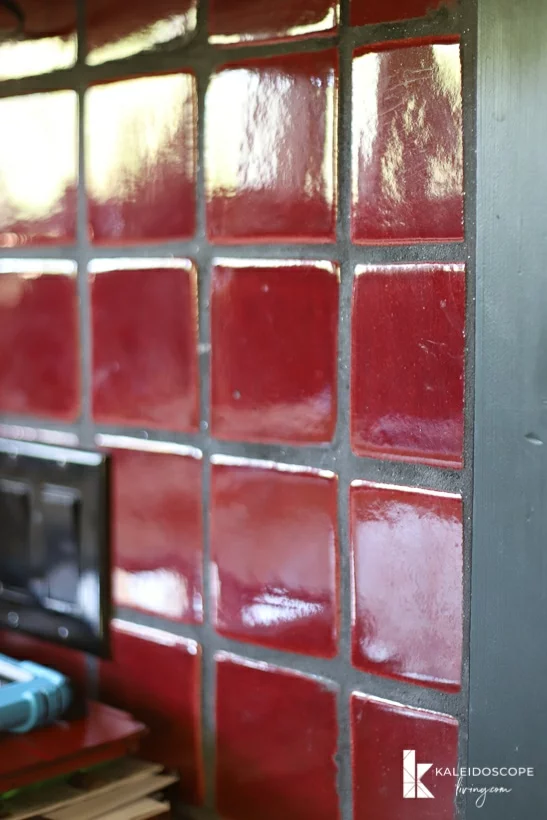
0, 438, 110, 657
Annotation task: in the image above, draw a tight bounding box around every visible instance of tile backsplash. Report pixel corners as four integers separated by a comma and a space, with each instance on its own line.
0, 1, 473, 818
205, 51, 338, 243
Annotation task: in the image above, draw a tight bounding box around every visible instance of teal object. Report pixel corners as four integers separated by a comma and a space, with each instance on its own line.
0, 652, 72, 733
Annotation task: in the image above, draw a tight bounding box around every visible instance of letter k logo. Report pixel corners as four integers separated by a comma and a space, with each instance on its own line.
403, 750, 434, 799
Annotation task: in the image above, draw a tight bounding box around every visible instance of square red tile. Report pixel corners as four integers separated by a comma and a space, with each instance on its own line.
216, 654, 340, 820
99, 619, 202, 804
352, 41, 463, 244
351, 263, 465, 468
90, 259, 199, 431
0, 91, 77, 246
86, 73, 196, 243
109, 442, 203, 624
0, 629, 86, 694
87, 0, 196, 65
0, 262, 80, 421
351, 693, 458, 819
211, 457, 338, 657
0, 1, 76, 79
211, 260, 339, 444
206, 51, 338, 243
351, 0, 455, 26
351, 481, 463, 690
209, 0, 338, 45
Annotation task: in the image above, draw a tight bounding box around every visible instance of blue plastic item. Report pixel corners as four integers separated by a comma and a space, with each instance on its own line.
0, 652, 72, 733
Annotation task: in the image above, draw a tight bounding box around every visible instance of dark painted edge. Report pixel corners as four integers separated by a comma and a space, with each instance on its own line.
468, 0, 547, 817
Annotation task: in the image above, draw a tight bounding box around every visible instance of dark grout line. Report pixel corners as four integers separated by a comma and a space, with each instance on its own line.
349, 8, 460, 47
0, 418, 466, 493
115, 606, 467, 719
192, 0, 217, 810
0, 241, 467, 262
335, 2, 354, 815
0, 9, 462, 102
74, 0, 93, 455
76, 0, 100, 700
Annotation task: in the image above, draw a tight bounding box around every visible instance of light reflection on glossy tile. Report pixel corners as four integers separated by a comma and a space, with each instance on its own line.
100, 620, 203, 804
90, 259, 199, 431
87, 0, 196, 65
211, 459, 338, 657
210, 260, 339, 444
352, 41, 463, 244
206, 51, 338, 243
352, 693, 458, 819
216, 654, 340, 820
351, 263, 466, 468
351, 0, 454, 26
0, 91, 77, 246
111, 446, 203, 623
86, 73, 196, 243
351, 481, 463, 691
209, 0, 338, 45
0, 262, 79, 420
0, 1, 76, 79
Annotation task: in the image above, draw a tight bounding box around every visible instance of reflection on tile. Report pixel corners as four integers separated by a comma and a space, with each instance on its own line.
211, 458, 338, 657
351, 264, 465, 468
351, 0, 454, 26
0, 91, 77, 246
87, 0, 196, 65
351, 481, 463, 690
216, 654, 340, 820
210, 260, 339, 444
206, 51, 338, 243
0, 0, 76, 79
99, 620, 203, 804
86, 73, 196, 243
352, 693, 458, 819
352, 42, 463, 243
90, 259, 199, 431
111, 445, 203, 623
209, 0, 338, 45
0, 261, 79, 420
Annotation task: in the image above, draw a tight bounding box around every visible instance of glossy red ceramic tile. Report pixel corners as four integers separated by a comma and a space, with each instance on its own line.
209, 0, 338, 45
86, 73, 196, 244
99, 620, 202, 804
352, 41, 463, 244
351, 693, 458, 819
211, 260, 339, 444
0, 629, 86, 693
351, 481, 463, 690
211, 458, 338, 657
87, 0, 196, 65
351, 264, 465, 468
110, 444, 203, 623
216, 654, 340, 820
0, 91, 77, 246
351, 0, 454, 26
206, 51, 338, 243
0, 0, 76, 79
90, 259, 199, 431
0, 262, 79, 421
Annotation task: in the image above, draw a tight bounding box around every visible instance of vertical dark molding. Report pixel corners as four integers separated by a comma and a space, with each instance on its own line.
469, 0, 547, 817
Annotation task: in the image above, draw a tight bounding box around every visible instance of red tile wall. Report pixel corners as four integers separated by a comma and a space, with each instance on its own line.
0, 1, 471, 818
